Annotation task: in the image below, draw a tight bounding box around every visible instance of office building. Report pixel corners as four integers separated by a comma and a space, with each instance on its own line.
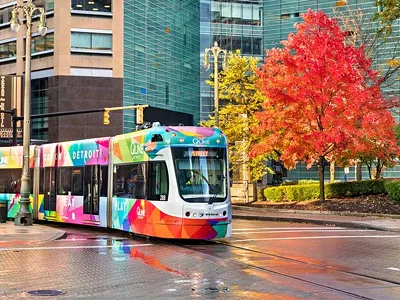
262, 0, 400, 182
0, 0, 199, 143
200, 0, 264, 120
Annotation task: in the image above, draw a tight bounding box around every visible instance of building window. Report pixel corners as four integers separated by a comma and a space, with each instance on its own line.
0, 5, 13, 26
280, 13, 299, 20
1, 1, 53, 28
71, 0, 112, 13
34, 0, 55, 13
210, 1, 262, 26
0, 40, 17, 59
31, 77, 49, 142
24, 33, 54, 55
71, 32, 112, 52
30, 33, 54, 53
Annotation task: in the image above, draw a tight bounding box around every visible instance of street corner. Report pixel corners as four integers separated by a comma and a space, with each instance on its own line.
0, 221, 66, 248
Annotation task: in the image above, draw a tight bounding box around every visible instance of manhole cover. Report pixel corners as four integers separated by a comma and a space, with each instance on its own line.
27, 290, 66, 296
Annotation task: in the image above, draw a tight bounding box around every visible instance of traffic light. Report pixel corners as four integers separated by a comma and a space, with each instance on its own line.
103, 110, 110, 125
136, 107, 144, 124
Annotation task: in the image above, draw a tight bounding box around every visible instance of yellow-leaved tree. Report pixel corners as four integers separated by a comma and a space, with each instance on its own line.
201, 50, 273, 182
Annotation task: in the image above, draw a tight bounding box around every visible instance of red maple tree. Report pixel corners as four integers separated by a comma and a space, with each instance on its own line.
251, 9, 399, 201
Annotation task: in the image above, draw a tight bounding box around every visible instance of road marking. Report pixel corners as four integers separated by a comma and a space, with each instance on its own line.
231, 229, 373, 235
0, 244, 153, 252
56, 238, 90, 242
229, 235, 400, 242
387, 267, 400, 271
232, 227, 346, 231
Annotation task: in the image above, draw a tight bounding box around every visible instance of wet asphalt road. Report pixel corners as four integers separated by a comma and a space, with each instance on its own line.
0, 219, 399, 299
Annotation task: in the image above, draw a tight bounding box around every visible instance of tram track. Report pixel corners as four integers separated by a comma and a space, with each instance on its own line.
173, 239, 400, 300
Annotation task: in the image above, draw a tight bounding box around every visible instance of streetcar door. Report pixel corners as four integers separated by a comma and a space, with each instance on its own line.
83, 165, 100, 216
42, 167, 57, 212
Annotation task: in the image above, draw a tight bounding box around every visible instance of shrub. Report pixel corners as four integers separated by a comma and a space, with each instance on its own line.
326, 180, 385, 197
262, 180, 386, 202
384, 181, 400, 202
263, 184, 320, 202
285, 184, 320, 201
263, 186, 286, 202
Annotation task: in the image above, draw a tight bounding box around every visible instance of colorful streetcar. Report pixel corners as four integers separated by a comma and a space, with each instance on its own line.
0, 126, 231, 239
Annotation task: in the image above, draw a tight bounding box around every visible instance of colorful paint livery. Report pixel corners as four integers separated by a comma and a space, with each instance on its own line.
1, 126, 231, 240
37, 137, 110, 227
0, 146, 35, 169
0, 146, 35, 218
111, 126, 230, 239
112, 198, 228, 239
57, 137, 110, 167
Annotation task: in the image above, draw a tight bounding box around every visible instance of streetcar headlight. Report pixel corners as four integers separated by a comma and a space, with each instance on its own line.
185, 211, 190, 217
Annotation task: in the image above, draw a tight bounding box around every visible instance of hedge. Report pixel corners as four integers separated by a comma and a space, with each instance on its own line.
263, 180, 386, 202
384, 181, 400, 202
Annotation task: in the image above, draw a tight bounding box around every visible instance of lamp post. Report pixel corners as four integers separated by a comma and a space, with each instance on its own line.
204, 42, 227, 128
10, 0, 47, 226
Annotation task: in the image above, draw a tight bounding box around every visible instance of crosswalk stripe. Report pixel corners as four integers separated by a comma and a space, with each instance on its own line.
231, 229, 373, 235
0, 244, 153, 252
229, 235, 400, 243
232, 227, 346, 231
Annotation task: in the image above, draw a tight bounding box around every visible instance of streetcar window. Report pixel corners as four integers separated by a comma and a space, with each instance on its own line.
114, 163, 147, 199
172, 147, 227, 203
42, 167, 57, 211
0, 169, 23, 193
71, 167, 83, 195
148, 161, 168, 201
100, 166, 108, 197
57, 168, 72, 195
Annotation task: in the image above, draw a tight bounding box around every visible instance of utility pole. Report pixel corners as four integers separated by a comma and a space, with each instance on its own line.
10, 0, 48, 226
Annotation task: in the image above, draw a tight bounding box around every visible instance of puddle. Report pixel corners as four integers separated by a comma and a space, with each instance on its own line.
128, 248, 185, 276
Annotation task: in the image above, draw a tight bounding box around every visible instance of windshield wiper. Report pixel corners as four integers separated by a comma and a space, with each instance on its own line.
190, 170, 217, 204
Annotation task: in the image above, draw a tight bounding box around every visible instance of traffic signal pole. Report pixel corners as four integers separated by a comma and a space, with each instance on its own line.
0, 105, 149, 145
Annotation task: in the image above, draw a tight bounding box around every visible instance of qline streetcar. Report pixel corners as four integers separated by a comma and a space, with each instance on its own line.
0, 125, 231, 239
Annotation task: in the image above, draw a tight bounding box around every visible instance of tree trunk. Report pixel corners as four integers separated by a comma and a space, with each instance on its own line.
356, 162, 362, 181
319, 156, 325, 202
375, 159, 382, 179
252, 181, 258, 202
367, 164, 372, 179
330, 161, 335, 183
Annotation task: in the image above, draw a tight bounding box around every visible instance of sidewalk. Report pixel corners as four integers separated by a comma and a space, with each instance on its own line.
0, 221, 66, 248
233, 205, 400, 232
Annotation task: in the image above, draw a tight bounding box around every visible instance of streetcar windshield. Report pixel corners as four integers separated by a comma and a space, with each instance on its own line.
172, 147, 227, 203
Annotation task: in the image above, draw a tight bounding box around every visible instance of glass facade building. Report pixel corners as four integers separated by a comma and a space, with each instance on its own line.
199, 1, 399, 182
200, 0, 264, 120
123, 0, 200, 131
261, 0, 400, 182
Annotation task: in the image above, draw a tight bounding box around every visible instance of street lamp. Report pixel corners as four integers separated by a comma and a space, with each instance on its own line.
204, 42, 227, 128
10, 0, 48, 226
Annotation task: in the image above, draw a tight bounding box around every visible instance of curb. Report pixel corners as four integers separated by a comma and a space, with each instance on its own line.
232, 213, 395, 232
51, 231, 67, 241
232, 205, 400, 219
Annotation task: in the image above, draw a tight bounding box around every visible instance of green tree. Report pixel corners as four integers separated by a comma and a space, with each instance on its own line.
373, 0, 400, 37
201, 50, 271, 181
